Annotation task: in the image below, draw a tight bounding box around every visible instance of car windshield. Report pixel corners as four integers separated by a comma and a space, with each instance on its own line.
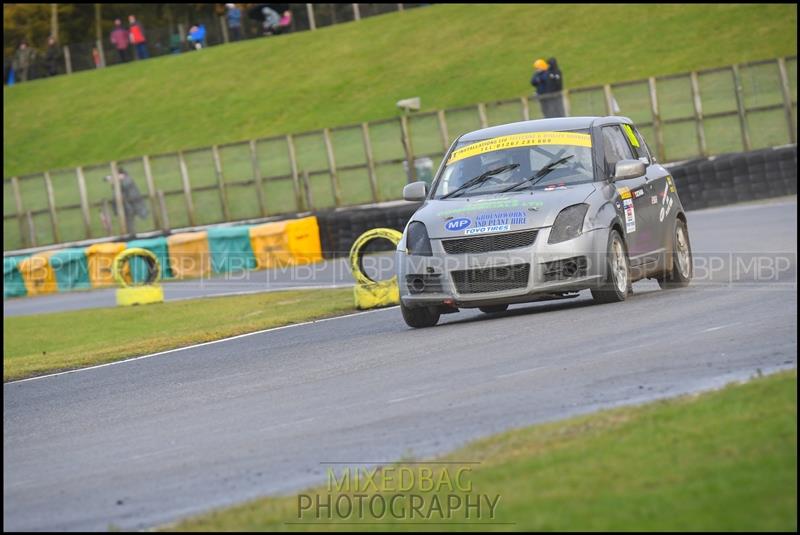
431, 129, 594, 199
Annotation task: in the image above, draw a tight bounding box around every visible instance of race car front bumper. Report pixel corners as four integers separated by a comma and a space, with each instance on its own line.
398, 226, 610, 308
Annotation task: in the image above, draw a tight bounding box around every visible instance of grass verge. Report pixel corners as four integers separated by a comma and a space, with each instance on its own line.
3, 286, 355, 382
168, 370, 797, 531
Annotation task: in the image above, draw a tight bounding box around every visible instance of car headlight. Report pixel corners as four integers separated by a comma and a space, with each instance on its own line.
406, 221, 433, 256
548, 204, 589, 244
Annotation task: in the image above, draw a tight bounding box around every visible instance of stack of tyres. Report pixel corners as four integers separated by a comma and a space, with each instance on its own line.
697, 160, 721, 208
730, 153, 752, 204
745, 150, 771, 201
712, 155, 737, 206
776, 146, 797, 194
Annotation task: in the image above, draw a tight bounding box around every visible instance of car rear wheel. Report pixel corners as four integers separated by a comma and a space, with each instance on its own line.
658, 219, 693, 289
400, 301, 440, 328
591, 229, 631, 304
479, 304, 509, 314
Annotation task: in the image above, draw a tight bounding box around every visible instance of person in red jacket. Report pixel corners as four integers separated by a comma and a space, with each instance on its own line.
128, 15, 149, 60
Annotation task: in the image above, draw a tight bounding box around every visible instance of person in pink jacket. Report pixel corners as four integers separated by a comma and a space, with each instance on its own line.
109, 19, 130, 63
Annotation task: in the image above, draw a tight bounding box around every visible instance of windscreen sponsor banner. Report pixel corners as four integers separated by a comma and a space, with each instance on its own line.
446, 131, 592, 165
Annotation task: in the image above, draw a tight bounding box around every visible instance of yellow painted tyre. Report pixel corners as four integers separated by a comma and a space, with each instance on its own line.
348, 228, 403, 286
349, 228, 403, 310
112, 247, 161, 288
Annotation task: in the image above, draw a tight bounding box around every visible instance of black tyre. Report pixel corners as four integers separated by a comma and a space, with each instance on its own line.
591, 229, 631, 304
658, 218, 693, 289
400, 301, 440, 328
479, 304, 509, 314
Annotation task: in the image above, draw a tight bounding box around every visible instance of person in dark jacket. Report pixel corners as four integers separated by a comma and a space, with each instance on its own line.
530, 57, 566, 118
12, 40, 35, 83
44, 36, 61, 77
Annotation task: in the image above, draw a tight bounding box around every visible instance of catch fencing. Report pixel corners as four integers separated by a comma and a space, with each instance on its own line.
3, 55, 797, 252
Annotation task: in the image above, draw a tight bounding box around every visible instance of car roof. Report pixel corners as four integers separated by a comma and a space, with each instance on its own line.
457, 116, 633, 142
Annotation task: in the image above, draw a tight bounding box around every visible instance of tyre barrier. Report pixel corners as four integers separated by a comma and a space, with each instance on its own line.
349, 227, 403, 310
112, 247, 164, 306
666, 144, 796, 211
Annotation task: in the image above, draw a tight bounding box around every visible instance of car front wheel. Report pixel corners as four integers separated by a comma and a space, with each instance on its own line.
400, 301, 440, 328
591, 229, 631, 304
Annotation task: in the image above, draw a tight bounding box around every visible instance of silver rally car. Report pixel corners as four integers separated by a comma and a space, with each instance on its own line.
396, 116, 693, 328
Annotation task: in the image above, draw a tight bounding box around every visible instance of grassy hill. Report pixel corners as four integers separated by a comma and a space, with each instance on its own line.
3, 3, 797, 177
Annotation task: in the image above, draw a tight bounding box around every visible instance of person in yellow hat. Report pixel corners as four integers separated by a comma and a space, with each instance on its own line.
530, 57, 566, 118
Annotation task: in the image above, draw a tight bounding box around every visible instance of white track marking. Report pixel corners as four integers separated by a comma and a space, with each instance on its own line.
387, 392, 430, 404
701, 322, 741, 333
495, 366, 551, 379
5, 307, 398, 385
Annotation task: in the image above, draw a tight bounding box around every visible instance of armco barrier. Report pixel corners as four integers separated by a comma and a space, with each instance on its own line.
4, 255, 29, 298
208, 226, 257, 273
18, 251, 58, 296
167, 231, 211, 279
86, 242, 127, 288
126, 236, 173, 282
49, 248, 91, 292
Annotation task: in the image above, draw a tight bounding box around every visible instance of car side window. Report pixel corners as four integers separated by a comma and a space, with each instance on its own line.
602, 126, 634, 176
623, 124, 652, 163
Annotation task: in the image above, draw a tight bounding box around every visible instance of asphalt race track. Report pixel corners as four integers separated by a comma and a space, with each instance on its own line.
3, 197, 797, 531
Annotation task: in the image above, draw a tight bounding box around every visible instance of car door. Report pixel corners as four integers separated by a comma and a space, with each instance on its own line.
625, 124, 675, 268
600, 125, 651, 262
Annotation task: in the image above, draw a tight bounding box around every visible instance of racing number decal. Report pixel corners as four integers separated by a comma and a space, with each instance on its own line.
659, 177, 675, 222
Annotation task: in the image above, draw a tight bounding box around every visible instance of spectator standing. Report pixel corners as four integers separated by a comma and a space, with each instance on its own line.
275, 10, 293, 35
104, 168, 148, 236
545, 57, 566, 117
110, 19, 130, 63
44, 36, 62, 77
226, 3, 243, 42
530, 58, 565, 118
128, 15, 149, 60
12, 41, 35, 83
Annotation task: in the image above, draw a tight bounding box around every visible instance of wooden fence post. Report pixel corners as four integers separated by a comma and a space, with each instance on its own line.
437, 110, 450, 151
322, 128, 343, 206
477, 102, 489, 128
286, 134, 305, 211
520, 96, 530, 121
43, 171, 61, 243
648, 77, 666, 162
26, 211, 37, 247
777, 57, 796, 144
353, 3, 361, 20
141, 155, 162, 230
689, 71, 708, 157
400, 115, 417, 183
603, 84, 616, 115
361, 123, 381, 203
157, 190, 170, 232
220, 16, 229, 43
731, 64, 752, 152
11, 177, 27, 248
177, 152, 196, 226
301, 170, 314, 211
249, 139, 268, 216
306, 4, 316, 30
562, 90, 571, 117
96, 39, 106, 68
109, 161, 128, 235
75, 167, 93, 239
63, 45, 72, 74
211, 145, 231, 220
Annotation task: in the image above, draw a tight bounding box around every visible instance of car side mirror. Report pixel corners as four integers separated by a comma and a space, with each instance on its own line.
403, 181, 428, 201
612, 159, 647, 182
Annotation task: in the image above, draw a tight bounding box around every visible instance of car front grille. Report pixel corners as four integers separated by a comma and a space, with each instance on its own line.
405, 274, 443, 294
451, 264, 530, 294
442, 230, 538, 255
